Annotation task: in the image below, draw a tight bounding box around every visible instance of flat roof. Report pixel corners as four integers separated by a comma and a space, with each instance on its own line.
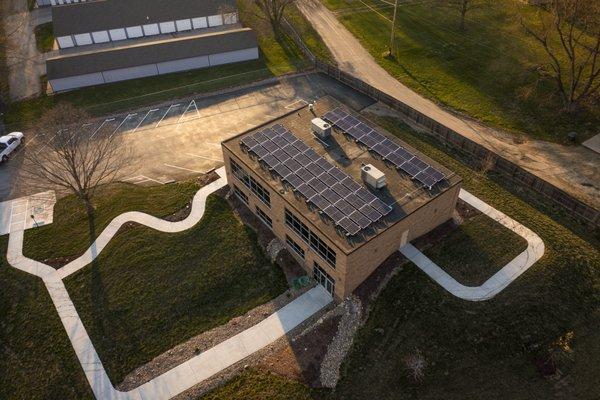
46, 27, 257, 80
52, 0, 237, 36
222, 96, 461, 254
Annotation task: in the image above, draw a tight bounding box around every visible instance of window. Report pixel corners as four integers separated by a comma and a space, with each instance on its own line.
233, 185, 248, 205
73, 33, 93, 46
286, 235, 305, 259
159, 21, 176, 34
125, 26, 143, 38
285, 208, 336, 268
285, 209, 309, 242
108, 28, 127, 41
230, 159, 270, 207
255, 207, 272, 228
91, 31, 109, 43
192, 17, 208, 29
314, 262, 335, 295
175, 19, 192, 31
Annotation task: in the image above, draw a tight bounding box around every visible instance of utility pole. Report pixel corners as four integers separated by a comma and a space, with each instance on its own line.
389, 0, 399, 55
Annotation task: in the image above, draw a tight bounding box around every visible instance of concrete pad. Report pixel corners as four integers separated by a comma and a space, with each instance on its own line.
582, 134, 600, 154
0, 191, 56, 235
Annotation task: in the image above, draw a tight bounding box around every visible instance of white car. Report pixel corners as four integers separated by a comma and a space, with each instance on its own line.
0, 132, 24, 163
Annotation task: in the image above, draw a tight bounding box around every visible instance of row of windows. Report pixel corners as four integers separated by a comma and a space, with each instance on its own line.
57, 13, 238, 49
256, 207, 272, 228
285, 209, 336, 268
230, 160, 271, 207
286, 235, 305, 259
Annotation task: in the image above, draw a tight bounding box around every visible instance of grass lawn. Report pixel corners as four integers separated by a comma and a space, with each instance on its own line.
320, 0, 600, 143
421, 213, 529, 286
203, 369, 312, 400
23, 181, 201, 263
285, 4, 335, 64
34, 22, 53, 53
4, 1, 322, 129
0, 237, 93, 399
64, 194, 288, 384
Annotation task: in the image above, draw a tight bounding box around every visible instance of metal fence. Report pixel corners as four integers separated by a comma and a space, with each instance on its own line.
280, 20, 599, 229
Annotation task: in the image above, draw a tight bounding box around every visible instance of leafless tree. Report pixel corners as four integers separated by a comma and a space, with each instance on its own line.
253, 0, 296, 30
23, 104, 130, 219
440, 0, 489, 31
403, 348, 427, 383
521, 0, 600, 110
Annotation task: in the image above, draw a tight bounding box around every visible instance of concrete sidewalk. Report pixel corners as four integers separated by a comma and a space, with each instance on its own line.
400, 189, 545, 301
5, 167, 333, 399
297, 0, 600, 209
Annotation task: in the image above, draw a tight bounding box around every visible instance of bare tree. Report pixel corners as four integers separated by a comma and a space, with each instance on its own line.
24, 104, 130, 219
441, 0, 488, 31
521, 0, 600, 110
253, 0, 296, 30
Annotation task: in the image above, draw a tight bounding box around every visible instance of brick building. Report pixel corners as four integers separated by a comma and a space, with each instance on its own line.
221, 97, 461, 300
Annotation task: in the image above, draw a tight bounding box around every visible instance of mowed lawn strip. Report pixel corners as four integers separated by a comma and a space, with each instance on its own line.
421, 213, 529, 287
23, 180, 200, 264
34, 22, 54, 53
320, 0, 600, 143
0, 237, 94, 400
203, 369, 313, 400
330, 116, 600, 399
64, 195, 288, 384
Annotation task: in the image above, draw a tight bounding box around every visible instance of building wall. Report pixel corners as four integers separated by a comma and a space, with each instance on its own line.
222, 145, 460, 301
344, 184, 460, 295
55, 12, 238, 49
48, 47, 258, 92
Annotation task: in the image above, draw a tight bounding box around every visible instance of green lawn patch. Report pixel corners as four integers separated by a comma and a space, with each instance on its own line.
422, 213, 528, 286
203, 369, 312, 400
329, 116, 600, 399
64, 195, 288, 384
0, 237, 93, 399
285, 4, 335, 64
23, 180, 200, 264
320, 0, 600, 143
34, 22, 53, 53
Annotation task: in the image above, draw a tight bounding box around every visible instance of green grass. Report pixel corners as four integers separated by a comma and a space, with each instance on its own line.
4, 1, 317, 130
23, 181, 201, 263
422, 213, 529, 286
34, 22, 53, 53
320, 0, 600, 143
203, 369, 313, 400
0, 237, 93, 399
64, 195, 288, 383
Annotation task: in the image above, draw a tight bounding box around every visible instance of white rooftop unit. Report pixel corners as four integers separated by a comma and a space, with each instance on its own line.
361, 164, 386, 190
311, 117, 331, 139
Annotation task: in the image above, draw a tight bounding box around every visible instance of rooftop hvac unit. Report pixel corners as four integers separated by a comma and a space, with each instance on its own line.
311, 118, 331, 139
361, 164, 386, 190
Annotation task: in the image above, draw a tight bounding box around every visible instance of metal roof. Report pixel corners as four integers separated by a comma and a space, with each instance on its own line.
46, 28, 257, 80
52, 0, 237, 36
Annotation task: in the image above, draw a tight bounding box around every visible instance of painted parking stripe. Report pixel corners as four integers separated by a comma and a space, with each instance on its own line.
91, 118, 115, 139
164, 163, 205, 174
156, 104, 180, 128
111, 113, 138, 136
186, 153, 223, 162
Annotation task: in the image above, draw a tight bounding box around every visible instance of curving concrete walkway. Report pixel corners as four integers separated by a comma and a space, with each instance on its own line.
5, 167, 333, 399
400, 189, 545, 301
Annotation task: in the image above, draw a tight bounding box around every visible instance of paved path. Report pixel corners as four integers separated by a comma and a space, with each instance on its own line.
400, 189, 545, 301
0, 190, 55, 235
297, 0, 600, 209
2, 1, 51, 100
5, 167, 333, 399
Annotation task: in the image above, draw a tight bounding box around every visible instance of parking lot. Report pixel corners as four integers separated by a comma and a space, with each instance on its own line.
0, 73, 374, 201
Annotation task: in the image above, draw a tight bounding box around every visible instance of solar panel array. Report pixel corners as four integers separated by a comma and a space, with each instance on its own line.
322, 108, 445, 189
240, 124, 392, 236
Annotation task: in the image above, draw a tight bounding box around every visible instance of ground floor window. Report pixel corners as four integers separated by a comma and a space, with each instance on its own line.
255, 206, 272, 228
313, 262, 335, 296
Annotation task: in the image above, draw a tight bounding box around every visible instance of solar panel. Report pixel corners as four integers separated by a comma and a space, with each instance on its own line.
243, 124, 392, 236
370, 199, 392, 216
322, 108, 446, 189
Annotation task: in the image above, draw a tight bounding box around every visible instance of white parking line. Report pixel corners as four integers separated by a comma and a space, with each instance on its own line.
122, 175, 165, 185
164, 163, 205, 174
178, 100, 200, 123
132, 109, 157, 133
91, 118, 115, 139
111, 113, 138, 137
156, 104, 180, 128
186, 153, 223, 162
285, 98, 308, 109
